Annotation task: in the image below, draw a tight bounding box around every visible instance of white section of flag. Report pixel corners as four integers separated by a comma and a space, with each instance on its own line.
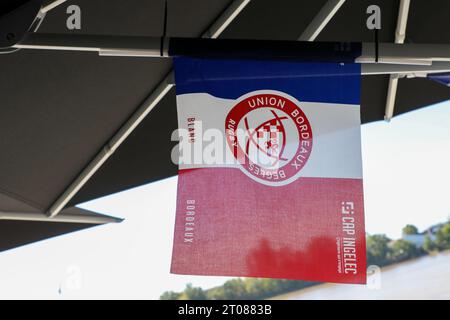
176, 93, 362, 179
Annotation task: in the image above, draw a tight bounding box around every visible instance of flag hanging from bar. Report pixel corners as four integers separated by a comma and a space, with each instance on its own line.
171, 50, 366, 284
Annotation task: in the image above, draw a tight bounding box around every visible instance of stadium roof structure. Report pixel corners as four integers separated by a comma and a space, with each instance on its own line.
1, 0, 449, 252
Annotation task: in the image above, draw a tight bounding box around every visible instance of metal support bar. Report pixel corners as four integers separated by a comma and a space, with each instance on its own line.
361, 61, 450, 76
0, 211, 123, 224
16, 33, 169, 57
41, 0, 68, 14
47, 0, 252, 217
395, 0, 410, 44
384, 75, 400, 120
357, 43, 450, 63
202, 0, 251, 39
48, 78, 174, 216
17, 34, 450, 63
298, 0, 346, 41
385, 0, 410, 121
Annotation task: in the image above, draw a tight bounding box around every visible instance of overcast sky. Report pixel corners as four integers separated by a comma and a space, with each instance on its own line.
0, 101, 449, 299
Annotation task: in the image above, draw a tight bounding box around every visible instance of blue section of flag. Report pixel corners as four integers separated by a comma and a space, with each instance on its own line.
174, 57, 361, 105
428, 73, 450, 87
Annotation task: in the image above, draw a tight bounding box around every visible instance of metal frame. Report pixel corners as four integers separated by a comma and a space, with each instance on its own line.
4, 0, 450, 222
362, 61, 450, 76
0, 211, 123, 224
16, 33, 450, 72
48, 78, 174, 217
1, 0, 252, 223
41, 0, 68, 14
16, 33, 168, 57
298, 0, 346, 41
46, 0, 252, 218
384, 0, 411, 121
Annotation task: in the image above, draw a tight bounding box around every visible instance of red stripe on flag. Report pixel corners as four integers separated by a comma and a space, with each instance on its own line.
171, 168, 366, 284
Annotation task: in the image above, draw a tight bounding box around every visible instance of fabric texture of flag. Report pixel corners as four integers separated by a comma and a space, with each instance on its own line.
171, 52, 366, 284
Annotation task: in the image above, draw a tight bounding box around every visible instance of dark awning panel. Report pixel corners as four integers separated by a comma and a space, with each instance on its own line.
0, 207, 107, 252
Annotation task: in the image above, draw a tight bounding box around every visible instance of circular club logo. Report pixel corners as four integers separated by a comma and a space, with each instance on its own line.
225, 90, 313, 186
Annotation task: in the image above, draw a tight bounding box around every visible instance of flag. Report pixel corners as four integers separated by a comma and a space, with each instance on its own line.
171, 51, 366, 284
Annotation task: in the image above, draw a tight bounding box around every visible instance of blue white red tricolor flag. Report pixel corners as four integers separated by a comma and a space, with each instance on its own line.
171, 54, 366, 284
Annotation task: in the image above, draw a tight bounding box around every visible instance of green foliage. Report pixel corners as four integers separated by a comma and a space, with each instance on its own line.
160, 291, 181, 300
178, 284, 207, 300
366, 234, 392, 267
366, 233, 426, 267
421, 221, 450, 252
402, 224, 419, 235
423, 234, 437, 253
160, 278, 315, 300
388, 239, 423, 263
435, 222, 450, 251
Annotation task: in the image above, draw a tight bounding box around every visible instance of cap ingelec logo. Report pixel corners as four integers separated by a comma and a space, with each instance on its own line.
225, 90, 313, 186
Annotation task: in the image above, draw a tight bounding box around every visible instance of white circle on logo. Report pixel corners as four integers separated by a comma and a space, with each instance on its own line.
225, 90, 314, 186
